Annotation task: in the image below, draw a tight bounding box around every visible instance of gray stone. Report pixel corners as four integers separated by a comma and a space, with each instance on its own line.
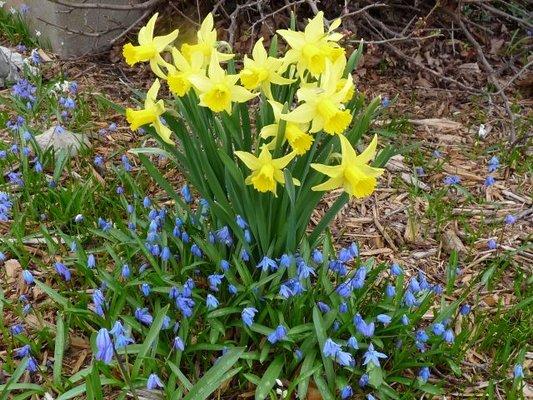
4, 0, 147, 58
34, 127, 91, 156
0, 46, 25, 86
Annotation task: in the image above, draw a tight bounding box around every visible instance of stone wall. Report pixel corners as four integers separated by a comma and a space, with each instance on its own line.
4, 0, 147, 58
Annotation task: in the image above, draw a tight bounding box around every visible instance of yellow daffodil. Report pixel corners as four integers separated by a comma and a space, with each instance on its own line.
122, 13, 179, 79
125, 79, 173, 144
260, 100, 313, 155
167, 48, 205, 97
332, 56, 355, 103
189, 52, 256, 113
235, 146, 298, 195
281, 61, 353, 135
239, 38, 294, 98
277, 12, 344, 77
311, 134, 383, 198
181, 13, 233, 67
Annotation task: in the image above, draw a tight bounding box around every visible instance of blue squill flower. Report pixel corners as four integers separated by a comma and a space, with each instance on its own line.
339, 302, 348, 313
359, 373, 369, 387
488, 156, 499, 172
141, 283, 151, 296
241, 307, 258, 327
385, 284, 395, 298
487, 239, 497, 250
93, 289, 105, 316
403, 290, 418, 307
236, 215, 248, 229
354, 314, 375, 337
206, 294, 219, 309
121, 264, 130, 279
220, 260, 230, 271
376, 314, 391, 325
317, 302, 330, 313
10, 323, 24, 335
87, 254, 96, 268
443, 329, 455, 343
338, 248, 353, 263
329, 260, 347, 276
295, 349, 303, 361
484, 175, 495, 187
504, 214, 516, 225
228, 284, 237, 294
135, 308, 153, 326
391, 263, 403, 276
514, 364, 524, 379
401, 314, 409, 325
419, 366, 430, 383
27, 356, 38, 372
336, 282, 352, 298
181, 185, 192, 203
15, 344, 31, 358
208, 274, 224, 291
147, 373, 164, 390
297, 262, 315, 279
460, 304, 471, 315
363, 344, 387, 367
444, 175, 461, 185
409, 277, 421, 293
350, 266, 367, 289
257, 256, 277, 272
347, 336, 358, 350
173, 336, 185, 351
267, 325, 287, 344
95, 328, 113, 364
161, 316, 171, 330
240, 249, 250, 261
54, 262, 71, 281
336, 350, 354, 367
191, 244, 202, 258
312, 249, 323, 263
323, 338, 341, 357
161, 246, 171, 261
279, 254, 292, 268
416, 330, 429, 342
340, 385, 352, 400
215, 226, 233, 246
432, 323, 445, 336
22, 270, 34, 284
244, 229, 252, 243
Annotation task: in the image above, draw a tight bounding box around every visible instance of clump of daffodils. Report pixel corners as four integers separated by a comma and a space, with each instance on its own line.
124, 11, 383, 199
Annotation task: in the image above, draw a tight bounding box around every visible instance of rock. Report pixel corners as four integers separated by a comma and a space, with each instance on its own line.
34, 126, 90, 156
0, 46, 24, 86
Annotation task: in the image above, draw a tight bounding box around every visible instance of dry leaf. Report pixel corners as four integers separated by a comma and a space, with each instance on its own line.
442, 229, 466, 254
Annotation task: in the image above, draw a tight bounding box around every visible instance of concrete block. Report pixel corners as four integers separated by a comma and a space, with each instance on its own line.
4, 0, 147, 58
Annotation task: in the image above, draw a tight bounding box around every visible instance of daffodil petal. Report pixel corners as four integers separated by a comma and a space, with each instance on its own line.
235, 151, 261, 170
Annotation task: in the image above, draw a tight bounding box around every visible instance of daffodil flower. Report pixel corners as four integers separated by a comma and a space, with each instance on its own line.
311, 134, 383, 198
181, 13, 233, 67
281, 61, 354, 135
122, 13, 179, 79
167, 48, 205, 97
239, 38, 294, 98
332, 56, 355, 103
125, 79, 173, 144
260, 100, 313, 155
189, 52, 256, 113
277, 12, 344, 77
235, 147, 298, 195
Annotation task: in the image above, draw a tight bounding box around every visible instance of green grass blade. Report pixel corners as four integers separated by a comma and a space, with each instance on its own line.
53, 313, 66, 385
182, 347, 245, 400
254, 355, 284, 400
